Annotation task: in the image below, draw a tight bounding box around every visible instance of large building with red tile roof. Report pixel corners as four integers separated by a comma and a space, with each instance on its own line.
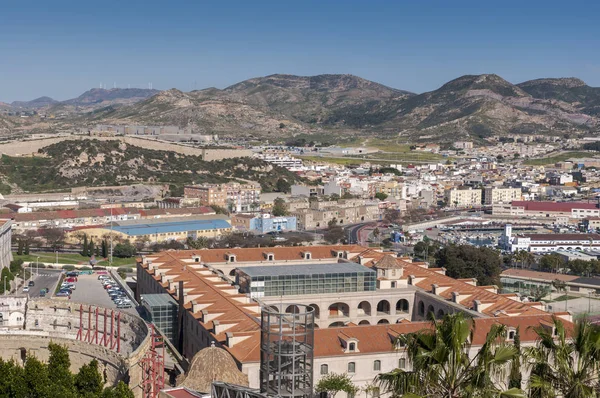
493, 200, 600, 220
0, 206, 215, 232
136, 245, 572, 396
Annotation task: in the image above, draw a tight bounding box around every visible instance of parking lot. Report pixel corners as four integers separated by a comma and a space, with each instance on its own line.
69, 273, 138, 315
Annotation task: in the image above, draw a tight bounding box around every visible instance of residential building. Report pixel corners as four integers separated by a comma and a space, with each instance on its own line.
0, 296, 26, 330
483, 187, 522, 205
249, 214, 296, 234
184, 182, 260, 213
0, 220, 12, 270
445, 187, 482, 207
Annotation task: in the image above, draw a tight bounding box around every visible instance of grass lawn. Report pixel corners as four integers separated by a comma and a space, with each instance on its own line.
524, 151, 594, 165
299, 155, 367, 166
14, 252, 136, 268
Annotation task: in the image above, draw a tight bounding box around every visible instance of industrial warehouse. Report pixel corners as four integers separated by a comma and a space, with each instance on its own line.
136, 244, 570, 397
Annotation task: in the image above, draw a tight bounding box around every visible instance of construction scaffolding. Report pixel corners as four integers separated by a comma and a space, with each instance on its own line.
260, 304, 315, 398
140, 323, 166, 398
75, 304, 121, 353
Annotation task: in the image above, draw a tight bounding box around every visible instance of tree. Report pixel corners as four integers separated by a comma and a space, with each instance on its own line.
186, 236, 209, 249
101, 239, 108, 259
375, 192, 388, 201
383, 208, 401, 225
24, 355, 50, 397
88, 237, 95, 257
75, 359, 103, 396
373, 227, 380, 243
276, 178, 291, 193
102, 381, 135, 398
113, 241, 137, 258
328, 218, 338, 228
17, 239, 23, 256
539, 253, 564, 273
272, 198, 288, 217
324, 226, 345, 244
315, 373, 358, 398
434, 244, 502, 287
375, 312, 523, 398
526, 318, 600, 398
48, 342, 74, 391
39, 227, 65, 250
82, 234, 89, 257
509, 327, 522, 390
24, 239, 30, 255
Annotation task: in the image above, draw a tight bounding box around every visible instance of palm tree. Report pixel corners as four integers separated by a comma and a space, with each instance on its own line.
525, 317, 600, 398
375, 312, 524, 398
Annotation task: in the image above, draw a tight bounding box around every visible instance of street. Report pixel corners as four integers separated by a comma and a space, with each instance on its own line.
22, 269, 62, 298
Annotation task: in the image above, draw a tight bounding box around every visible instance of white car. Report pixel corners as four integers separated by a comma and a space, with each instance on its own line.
23, 286, 30, 293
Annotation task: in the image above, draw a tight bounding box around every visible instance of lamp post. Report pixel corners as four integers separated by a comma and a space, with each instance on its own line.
55, 251, 58, 266
3, 276, 6, 296
36, 256, 40, 277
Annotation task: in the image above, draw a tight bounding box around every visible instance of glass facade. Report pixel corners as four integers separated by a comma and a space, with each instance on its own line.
140, 294, 178, 344
237, 263, 376, 298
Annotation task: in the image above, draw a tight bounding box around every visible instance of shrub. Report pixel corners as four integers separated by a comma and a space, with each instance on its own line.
62, 265, 76, 271
37, 263, 47, 269
80, 266, 92, 271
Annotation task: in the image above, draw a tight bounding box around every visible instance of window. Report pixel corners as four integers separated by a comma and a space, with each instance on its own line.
508, 330, 515, 340
373, 360, 381, 371
348, 362, 356, 373
320, 364, 328, 375
398, 358, 406, 369
348, 342, 356, 352
391, 282, 397, 288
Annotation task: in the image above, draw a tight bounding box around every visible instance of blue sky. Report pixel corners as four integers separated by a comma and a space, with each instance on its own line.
1, 0, 599, 101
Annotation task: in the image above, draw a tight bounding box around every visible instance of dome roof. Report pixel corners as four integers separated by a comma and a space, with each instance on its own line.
179, 344, 249, 393
374, 254, 403, 269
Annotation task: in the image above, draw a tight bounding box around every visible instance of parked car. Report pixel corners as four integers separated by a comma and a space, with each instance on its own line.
56, 291, 70, 297
65, 277, 77, 283
28, 281, 35, 287
39, 291, 46, 297
117, 303, 132, 309
23, 286, 29, 293
98, 275, 110, 280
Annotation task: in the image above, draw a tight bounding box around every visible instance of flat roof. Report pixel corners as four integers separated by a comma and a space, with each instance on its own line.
111, 219, 231, 236
238, 262, 374, 277
141, 293, 177, 307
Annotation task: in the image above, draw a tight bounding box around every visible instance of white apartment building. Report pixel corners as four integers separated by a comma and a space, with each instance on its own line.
445, 188, 482, 207
483, 187, 522, 205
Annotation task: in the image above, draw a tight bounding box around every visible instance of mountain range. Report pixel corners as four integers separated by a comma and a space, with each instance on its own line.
4, 74, 600, 142
8, 88, 159, 111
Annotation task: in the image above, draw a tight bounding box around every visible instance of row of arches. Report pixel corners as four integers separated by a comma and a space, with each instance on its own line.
417, 301, 446, 320
328, 318, 404, 327
283, 299, 410, 319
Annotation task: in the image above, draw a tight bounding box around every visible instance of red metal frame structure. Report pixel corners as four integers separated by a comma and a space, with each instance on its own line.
140, 324, 166, 398
75, 305, 122, 353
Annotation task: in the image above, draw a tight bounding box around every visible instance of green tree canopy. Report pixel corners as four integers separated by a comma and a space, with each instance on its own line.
434, 244, 502, 286
315, 372, 358, 398
272, 198, 288, 217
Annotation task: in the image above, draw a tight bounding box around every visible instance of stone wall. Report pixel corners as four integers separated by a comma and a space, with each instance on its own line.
0, 135, 249, 161
0, 298, 152, 397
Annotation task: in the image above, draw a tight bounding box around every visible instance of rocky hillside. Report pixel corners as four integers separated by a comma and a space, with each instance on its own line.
0, 139, 301, 193
11, 96, 58, 109
85, 73, 600, 142
518, 78, 600, 116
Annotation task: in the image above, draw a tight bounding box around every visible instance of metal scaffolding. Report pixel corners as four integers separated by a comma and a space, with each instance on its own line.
260, 304, 315, 398
140, 323, 166, 398
75, 304, 121, 353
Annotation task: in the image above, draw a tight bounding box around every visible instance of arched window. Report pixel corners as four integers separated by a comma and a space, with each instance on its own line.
418, 301, 424, 316
348, 342, 356, 352
373, 360, 381, 371
348, 362, 356, 373
399, 358, 406, 369
320, 364, 328, 375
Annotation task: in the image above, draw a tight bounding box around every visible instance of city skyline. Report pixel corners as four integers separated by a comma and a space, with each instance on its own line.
1, 0, 599, 101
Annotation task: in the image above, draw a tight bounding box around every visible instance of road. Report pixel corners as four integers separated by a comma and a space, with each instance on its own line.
346, 222, 377, 245
22, 269, 62, 298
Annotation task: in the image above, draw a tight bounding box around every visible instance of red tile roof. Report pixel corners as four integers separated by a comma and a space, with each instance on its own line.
511, 201, 598, 212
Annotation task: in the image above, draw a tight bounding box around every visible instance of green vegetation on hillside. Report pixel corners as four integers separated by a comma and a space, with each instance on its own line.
0, 139, 301, 193
523, 151, 593, 165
